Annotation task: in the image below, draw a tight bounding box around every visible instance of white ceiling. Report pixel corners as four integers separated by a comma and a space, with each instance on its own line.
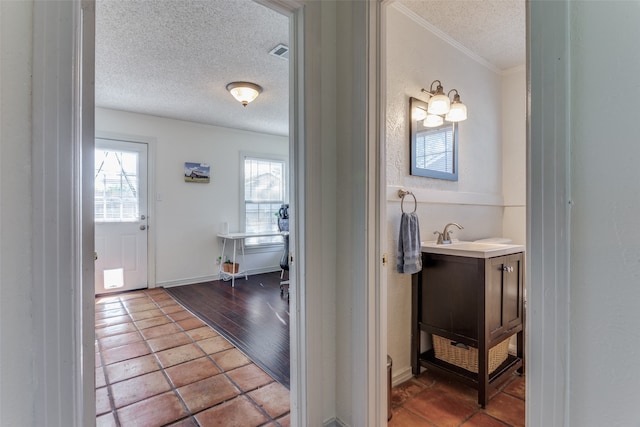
95, 0, 525, 137
399, 0, 525, 71
95, 0, 290, 136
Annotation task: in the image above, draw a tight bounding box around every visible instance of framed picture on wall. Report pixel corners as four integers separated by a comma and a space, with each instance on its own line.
184, 162, 211, 183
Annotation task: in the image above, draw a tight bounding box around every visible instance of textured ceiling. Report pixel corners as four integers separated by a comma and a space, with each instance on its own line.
95, 0, 525, 137
96, 0, 290, 136
399, 0, 526, 71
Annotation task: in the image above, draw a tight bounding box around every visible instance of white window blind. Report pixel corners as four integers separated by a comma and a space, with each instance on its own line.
94, 149, 139, 222
243, 156, 285, 245
415, 126, 454, 173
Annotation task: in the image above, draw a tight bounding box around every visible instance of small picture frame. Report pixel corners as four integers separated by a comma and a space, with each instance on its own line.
184, 162, 211, 183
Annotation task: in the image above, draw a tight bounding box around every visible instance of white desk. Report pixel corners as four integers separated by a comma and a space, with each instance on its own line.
217, 232, 285, 287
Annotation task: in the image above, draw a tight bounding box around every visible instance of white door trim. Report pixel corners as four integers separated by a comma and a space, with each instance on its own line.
32, 0, 96, 425
253, 1, 308, 424
365, 1, 386, 425
526, 1, 571, 425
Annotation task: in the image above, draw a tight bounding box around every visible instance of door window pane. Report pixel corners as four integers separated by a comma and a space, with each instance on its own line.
95, 149, 139, 222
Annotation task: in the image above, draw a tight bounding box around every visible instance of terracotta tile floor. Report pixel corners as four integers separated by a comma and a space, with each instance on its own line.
95, 288, 290, 427
390, 369, 525, 427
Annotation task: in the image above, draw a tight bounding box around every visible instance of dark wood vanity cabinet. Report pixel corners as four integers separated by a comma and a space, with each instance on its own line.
411, 251, 524, 407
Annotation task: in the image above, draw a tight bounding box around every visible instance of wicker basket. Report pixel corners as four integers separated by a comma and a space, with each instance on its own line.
432, 335, 510, 374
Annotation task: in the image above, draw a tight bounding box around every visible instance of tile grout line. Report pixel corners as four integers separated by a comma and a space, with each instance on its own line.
164, 290, 285, 426
141, 290, 217, 425
102, 292, 193, 426
95, 298, 129, 427
143, 290, 199, 426
97, 289, 290, 426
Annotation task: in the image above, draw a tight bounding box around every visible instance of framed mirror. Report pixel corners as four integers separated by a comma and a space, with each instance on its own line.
410, 97, 458, 181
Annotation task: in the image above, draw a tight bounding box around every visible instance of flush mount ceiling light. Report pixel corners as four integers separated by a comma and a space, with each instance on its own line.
420, 80, 468, 127
226, 82, 262, 107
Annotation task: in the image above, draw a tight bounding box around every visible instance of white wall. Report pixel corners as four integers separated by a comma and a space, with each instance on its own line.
96, 108, 288, 287
569, 2, 640, 425
385, 4, 505, 384
502, 67, 526, 245
0, 1, 35, 425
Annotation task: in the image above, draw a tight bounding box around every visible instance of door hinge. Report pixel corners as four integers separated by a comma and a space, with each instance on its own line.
94, 251, 98, 261
289, 253, 293, 264
382, 253, 388, 266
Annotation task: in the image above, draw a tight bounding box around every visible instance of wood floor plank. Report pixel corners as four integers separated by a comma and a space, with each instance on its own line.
165, 272, 290, 388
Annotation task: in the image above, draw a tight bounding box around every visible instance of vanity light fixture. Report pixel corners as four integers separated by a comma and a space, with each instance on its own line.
425, 80, 450, 115
226, 81, 262, 107
423, 114, 444, 128
445, 89, 468, 122
420, 80, 468, 127
413, 105, 428, 122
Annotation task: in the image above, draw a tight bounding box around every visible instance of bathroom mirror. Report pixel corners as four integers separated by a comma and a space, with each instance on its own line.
410, 97, 458, 181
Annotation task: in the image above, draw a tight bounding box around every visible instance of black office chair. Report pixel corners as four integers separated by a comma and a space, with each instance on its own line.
277, 204, 289, 300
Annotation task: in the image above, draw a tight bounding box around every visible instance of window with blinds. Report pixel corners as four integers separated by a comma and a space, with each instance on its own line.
95, 149, 140, 222
415, 126, 454, 173
243, 156, 286, 246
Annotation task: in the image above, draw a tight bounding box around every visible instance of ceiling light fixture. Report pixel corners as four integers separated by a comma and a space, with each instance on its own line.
226, 82, 262, 107
420, 80, 468, 127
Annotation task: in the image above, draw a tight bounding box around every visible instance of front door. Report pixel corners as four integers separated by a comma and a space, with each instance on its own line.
94, 138, 148, 294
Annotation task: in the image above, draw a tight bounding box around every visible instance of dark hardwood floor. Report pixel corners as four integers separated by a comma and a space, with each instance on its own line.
165, 271, 290, 388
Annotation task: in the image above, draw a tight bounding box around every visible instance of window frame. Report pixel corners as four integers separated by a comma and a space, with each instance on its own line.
240, 152, 288, 248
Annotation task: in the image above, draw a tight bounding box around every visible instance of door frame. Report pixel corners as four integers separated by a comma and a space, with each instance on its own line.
95, 132, 158, 291
30, 0, 572, 425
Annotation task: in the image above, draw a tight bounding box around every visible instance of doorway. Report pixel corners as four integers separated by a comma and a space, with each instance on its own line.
30, 0, 573, 424
381, 1, 527, 424
92, 0, 299, 424
94, 138, 149, 294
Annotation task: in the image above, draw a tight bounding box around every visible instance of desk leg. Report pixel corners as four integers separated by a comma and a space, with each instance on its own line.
241, 239, 248, 280
220, 238, 227, 278
231, 239, 237, 287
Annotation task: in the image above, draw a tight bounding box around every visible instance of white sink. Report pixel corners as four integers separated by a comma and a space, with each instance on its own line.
421, 241, 525, 258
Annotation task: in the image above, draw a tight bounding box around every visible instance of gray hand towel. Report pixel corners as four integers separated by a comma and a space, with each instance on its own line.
396, 212, 422, 274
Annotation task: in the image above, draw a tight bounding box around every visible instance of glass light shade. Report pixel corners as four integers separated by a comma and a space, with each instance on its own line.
427, 94, 451, 115
226, 82, 262, 106
413, 107, 427, 121
423, 114, 444, 128
445, 102, 467, 122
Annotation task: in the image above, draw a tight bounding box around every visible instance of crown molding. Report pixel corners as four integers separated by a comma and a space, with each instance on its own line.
392, 2, 502, 74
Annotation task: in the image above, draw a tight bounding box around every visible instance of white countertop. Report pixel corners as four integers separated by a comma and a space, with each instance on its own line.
421, 241, 525, 259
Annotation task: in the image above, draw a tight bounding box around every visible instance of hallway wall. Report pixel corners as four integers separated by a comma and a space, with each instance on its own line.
0, 1, 35, 425
568, 2, 640, 424
96, 108, 288, 287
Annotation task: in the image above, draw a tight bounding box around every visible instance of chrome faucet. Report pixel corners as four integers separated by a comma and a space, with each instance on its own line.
433, 222, 464, 244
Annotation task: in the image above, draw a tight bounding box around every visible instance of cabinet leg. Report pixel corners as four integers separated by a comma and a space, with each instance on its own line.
517, 329, 525, 375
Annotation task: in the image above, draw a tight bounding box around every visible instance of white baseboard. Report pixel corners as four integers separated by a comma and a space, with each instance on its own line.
158, 267, 281, 288
159, 275, 219, 288
323, 417, 348, 427
392, 365, 414, 387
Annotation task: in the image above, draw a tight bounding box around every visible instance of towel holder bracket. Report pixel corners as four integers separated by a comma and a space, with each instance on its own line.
398, 189, 417, 213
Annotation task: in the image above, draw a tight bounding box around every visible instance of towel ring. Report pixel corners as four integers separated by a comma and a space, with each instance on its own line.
398, 189, 417, 214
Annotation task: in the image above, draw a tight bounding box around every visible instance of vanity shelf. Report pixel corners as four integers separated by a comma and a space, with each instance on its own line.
411, 248, 525, 408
